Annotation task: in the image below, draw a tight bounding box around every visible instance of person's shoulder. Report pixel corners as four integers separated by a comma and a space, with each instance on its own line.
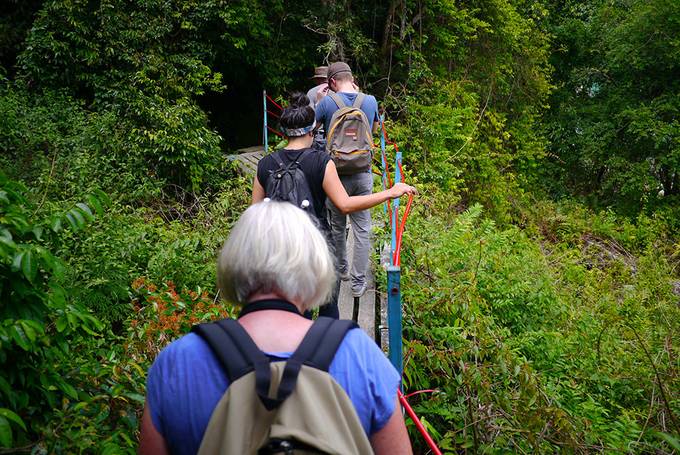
317, 95, 334, 110
336, 326, 390, 364
156, 332, 211, 363
361, 93, 378, 105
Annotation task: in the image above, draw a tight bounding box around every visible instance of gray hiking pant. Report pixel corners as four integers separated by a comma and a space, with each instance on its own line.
326, 172, 373, 295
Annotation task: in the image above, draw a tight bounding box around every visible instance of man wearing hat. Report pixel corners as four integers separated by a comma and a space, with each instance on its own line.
307, 65, 329, 108
315, 61, 380, 299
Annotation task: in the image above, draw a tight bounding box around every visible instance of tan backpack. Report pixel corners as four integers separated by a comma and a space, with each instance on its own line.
325, 92, 374, 175
192, 312, 374, 454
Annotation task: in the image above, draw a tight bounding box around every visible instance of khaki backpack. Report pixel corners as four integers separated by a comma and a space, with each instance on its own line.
191, 312, 374, 455
325, 93, 374, 175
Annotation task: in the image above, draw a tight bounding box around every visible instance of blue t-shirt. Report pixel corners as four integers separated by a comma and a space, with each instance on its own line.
315, 92, 379, 134
146, 327, 400, 455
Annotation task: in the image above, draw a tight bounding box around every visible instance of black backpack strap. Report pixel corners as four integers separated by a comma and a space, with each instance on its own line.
270, 151, 285, 170
273, 318, 357, 404
294, 148, 315, 166
305, 318, 357, 371
192, 319, 280, 410
351, 93, 365, 109
328, 92, 346, 109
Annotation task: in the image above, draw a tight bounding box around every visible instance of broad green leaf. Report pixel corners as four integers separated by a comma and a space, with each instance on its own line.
65, 212, 78, 230
124, 392, 145, 404
69, 209, 86, 229
0, 229, 12, 241
20, 320, 44, 340
18, 321, 36, 343
11, 251, 24, 272
94, 188, 112, 206
0, 409, 26, 431
10, 326, 30, 351
75, 203, 94, 221
0, 416, 11, 447
32, 226, 43, 241
58, 381, 78, 400
21, 250, 37, 283
55, 317, 67, 333
87, 194, 104, 216
50, 216, 62, 233
657, 431, 680, 451
0, 191, 8, 205
49, 286, 67, 308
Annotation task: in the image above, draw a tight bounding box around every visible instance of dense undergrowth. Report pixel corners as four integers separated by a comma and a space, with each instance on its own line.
396, 187, 679, 452
1, 0, 679, 452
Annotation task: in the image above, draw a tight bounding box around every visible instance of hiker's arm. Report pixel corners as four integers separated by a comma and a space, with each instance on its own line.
373, 121, 379, 134
322, 161, 416, 215
139, 400, 170, 455
370, 397, 413, 455
252, 176, 265, 204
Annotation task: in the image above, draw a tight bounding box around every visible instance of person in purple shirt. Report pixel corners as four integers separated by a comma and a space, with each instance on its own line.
139, 201, 413, 455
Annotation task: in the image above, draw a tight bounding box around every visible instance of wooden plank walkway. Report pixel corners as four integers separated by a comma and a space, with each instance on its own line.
226, 146, 265, 175
337, 225, 377, 339
227, 146, 384, 344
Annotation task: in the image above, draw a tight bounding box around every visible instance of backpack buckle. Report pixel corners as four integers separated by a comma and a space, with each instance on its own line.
259, 438, 295, 454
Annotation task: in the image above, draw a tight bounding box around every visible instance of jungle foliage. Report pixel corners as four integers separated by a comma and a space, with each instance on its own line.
0, 0, 678, 452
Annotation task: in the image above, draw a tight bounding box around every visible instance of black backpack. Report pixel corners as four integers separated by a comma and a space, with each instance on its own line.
265, 149, 316, 214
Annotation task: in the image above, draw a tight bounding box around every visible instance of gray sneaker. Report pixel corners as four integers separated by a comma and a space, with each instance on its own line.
352, 282, 367, 298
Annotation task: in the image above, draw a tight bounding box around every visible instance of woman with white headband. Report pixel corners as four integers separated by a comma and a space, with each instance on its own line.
252, 92, 416, 318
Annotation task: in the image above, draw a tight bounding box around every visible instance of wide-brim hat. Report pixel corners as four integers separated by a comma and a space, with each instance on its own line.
310, 66, 328, 80
327, 62, 352, 80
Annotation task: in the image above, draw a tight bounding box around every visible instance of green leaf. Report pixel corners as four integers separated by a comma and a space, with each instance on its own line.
0, 416, 11, 448
55, 317, 67, 333
87, 194, 104, 216
11, 251, 24, 273
69, 209, 86, 229
58, 380, 78, 400
19, 320, 43, 342
0, 409, 26, 432
10, 325, 31, 351
94, 188, 111, 206
657, 431, 680, 451
65, 212, 78, 230
21, 250, 37, 283
124, 392, 145, 404
50, 216, 62, 233
75, 203, 95, 221
0, 229, 11, 241
32, 226, 44, 241
0, 191, 8, 205
49, 286, 67, 308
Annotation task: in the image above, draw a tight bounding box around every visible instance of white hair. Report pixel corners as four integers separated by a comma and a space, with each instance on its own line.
217, 201, 336, 311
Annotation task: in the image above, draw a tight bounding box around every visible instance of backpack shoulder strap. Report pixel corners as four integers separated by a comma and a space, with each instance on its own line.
351, 93, 366, 109
191, 319, 280, 410
306, 318, 357, 371
269, 151, 285, 169
328, 92, 346, 109
295, 148, 315, 165
273, 318, 357, 404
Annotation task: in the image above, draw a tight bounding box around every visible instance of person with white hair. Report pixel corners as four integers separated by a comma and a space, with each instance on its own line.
139, 201, 412, 455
